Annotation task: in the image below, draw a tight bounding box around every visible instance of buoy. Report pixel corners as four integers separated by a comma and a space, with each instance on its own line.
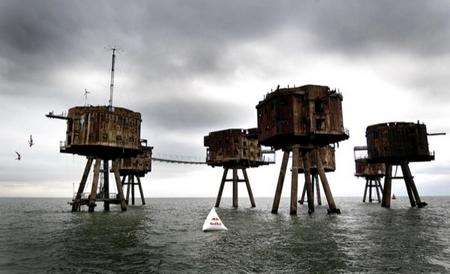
202, 207, 227, 232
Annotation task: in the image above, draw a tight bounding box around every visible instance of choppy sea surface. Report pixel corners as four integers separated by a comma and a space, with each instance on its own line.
0, 197, 449, 273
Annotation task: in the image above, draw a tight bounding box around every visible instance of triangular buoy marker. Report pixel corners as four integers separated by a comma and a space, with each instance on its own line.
202, 207, 227, 232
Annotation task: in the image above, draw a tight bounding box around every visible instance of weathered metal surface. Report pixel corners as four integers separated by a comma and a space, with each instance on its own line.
204, 128, 269, 168
298, 145, 335, 173
355, 159, 385, 178
61, 106, 141, 159
116, 144, 153, 177
256, 85, 349, 149
366, 122, 434, 163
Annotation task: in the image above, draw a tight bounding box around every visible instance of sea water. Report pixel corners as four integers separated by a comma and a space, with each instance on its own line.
0, 197, 449, 273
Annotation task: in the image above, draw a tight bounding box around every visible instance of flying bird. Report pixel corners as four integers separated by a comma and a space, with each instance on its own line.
29, 135, 34, 147
15, 151, 21, 161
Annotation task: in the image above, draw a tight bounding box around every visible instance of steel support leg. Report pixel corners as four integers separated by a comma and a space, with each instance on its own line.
382, 164, 392, 208
215, 168, 228, 207
303, 151, 314, 214
317, 150, 340, 214
88, 158, 101, 212
290, 146, 299, 215
113, 160, 127, 211
72, 158, 93, 212
232, 168, 238, 208
137, 176, 145, 205
272, 151, 290, 214
242, 168, 256, 208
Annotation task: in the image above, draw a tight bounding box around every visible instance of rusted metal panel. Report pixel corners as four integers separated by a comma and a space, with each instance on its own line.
62, 106, 141, 158
298, 146, 336, 173
256, 85, 349, 149
204, 128, 268, 168
116, 145, 153, 177
366, 122, 434, 163
355, 159, 385, 178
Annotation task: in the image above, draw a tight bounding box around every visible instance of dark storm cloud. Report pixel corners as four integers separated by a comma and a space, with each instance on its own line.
295, 0, 450, 57
140, 95, 250, 132
2, 0, 449, 86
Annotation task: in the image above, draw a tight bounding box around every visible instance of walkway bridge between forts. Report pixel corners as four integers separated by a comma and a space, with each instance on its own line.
151, 149, 276, 166
151, 157, 207, 165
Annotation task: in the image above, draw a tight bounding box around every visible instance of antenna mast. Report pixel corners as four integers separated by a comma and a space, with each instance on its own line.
108, 48, 116, 110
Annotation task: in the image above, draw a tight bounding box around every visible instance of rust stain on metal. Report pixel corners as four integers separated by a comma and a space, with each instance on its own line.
115, 142, 153, 177
366, 122, 434, 164
298, 145, 336, 173
62, 106, 142, 159
204, 128, 268, 168
355, 159, 385, 178
256, 85, 349, 149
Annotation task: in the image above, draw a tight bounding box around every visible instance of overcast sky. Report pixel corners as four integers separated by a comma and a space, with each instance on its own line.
1, 0, 449, 200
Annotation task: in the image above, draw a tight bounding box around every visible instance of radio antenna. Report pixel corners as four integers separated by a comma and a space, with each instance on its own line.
108, 48, 116, 110
83, 89, 90, 106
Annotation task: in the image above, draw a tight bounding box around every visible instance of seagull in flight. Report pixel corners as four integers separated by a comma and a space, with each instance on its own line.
15, 151, 21, 161
29, 135, 34, 147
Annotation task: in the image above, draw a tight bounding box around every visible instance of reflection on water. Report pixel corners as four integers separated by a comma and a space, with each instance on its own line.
0, 197, 449, 272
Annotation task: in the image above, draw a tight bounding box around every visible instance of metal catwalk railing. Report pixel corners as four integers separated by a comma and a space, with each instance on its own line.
151, 154, 207, 165
151, 157, 207, 165
152, 149, 276, 165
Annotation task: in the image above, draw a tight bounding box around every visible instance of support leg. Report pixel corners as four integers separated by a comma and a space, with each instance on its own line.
369, 179, 373, 203
299, 183, 307, 205
125, 175, 130, 205
232, 168, 238, 208
363, 179, 369, 203
315, 174, 322, 205
272, 151, 290, 214
401, 163, 426, 208
290, 146, 300, 215
131, 175, 135, 206
113, 160, 127, 211
375, 179, 381, 203
378, 179, 383, 192
137, 176, 145, 205
303, 151, 314, 214
381, 164, 392, 208
400, 163, 416, 207
215, 168, 228, 207
317, 151, 340, 214
72, 158, 93, 212
88, 158, 101, 212
242, 168, 256, 208
103, 160, 110, 211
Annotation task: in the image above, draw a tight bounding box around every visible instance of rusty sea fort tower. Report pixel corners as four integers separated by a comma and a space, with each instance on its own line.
204, 128, 275, 208
365, 122, 439, 208
115, 140, 153, 206
354, 146, 385, 203
256, 85, 349, 215
46, 49, 152, 212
